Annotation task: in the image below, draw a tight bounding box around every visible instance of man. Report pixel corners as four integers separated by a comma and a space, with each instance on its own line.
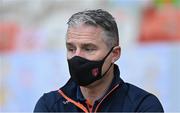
34, 9, 164, 112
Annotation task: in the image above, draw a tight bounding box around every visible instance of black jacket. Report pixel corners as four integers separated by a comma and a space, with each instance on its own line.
34, 64, 164, 112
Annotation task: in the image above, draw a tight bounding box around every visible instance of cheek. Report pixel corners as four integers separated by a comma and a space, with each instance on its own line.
84, 52, 103, 61
67, 52, 73, 59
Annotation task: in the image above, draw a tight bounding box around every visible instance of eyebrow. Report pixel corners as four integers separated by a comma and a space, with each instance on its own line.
81, 43, 97, 48
66, 42, 74, 46
66, 42, 97, 48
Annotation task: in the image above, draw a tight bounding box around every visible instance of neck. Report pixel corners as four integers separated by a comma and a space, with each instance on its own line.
80, 65, 114, 105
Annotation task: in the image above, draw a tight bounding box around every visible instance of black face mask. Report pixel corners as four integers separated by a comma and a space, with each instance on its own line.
67, 47, 114, 86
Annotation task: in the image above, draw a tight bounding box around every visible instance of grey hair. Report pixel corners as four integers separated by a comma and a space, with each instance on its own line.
67, 9, 119, 48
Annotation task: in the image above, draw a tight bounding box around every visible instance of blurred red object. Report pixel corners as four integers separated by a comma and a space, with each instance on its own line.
139, 6, 180, 43
0, 22, 19, 53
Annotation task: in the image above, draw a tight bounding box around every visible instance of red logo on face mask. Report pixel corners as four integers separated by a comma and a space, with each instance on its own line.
92, 68, 99, 77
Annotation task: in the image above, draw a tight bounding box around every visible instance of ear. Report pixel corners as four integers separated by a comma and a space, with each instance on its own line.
111, 46, 121, 63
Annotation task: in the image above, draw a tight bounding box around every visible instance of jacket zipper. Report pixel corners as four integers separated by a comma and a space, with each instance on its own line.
58, 84, 119, 113
87, 103, 93, 113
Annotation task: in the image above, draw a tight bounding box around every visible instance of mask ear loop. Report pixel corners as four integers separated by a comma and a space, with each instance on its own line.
102, 46, 115, 61
101, 63, 113, 77
101, 46, 115, 77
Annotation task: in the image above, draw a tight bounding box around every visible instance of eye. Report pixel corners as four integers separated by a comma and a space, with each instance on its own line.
67, 47, 76, 52
85, 48, 93, 51
84, 47, 96, 52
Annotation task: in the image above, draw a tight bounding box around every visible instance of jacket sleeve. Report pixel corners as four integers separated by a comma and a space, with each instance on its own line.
136, 94, 164, 112
34, 94, 49, 112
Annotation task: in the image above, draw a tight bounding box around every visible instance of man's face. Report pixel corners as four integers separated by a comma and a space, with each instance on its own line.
66, 24, 111, 61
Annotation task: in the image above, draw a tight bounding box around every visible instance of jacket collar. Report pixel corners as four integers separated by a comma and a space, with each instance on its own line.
60, 64, 124, 102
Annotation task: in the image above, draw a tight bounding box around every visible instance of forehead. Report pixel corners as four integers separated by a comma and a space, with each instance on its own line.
66, 24, 104, 41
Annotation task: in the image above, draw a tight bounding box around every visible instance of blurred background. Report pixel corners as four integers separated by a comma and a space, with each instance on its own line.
0, 0, 180, 112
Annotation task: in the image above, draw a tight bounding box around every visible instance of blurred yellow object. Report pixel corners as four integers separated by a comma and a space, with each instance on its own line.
0, 87, 7, 107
